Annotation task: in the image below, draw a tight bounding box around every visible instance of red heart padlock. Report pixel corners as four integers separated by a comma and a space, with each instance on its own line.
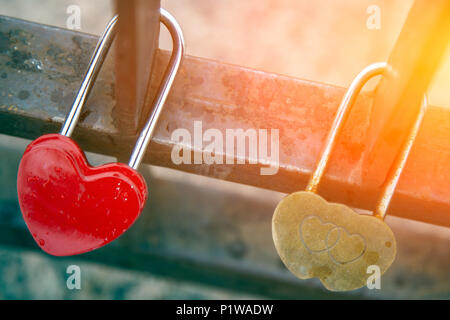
16, 9, 184, 256
17, 134, 147, 256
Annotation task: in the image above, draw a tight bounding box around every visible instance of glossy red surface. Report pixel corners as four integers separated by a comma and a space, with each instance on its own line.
17, 134, 148, 256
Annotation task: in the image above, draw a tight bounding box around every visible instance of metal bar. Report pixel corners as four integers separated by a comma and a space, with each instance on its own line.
0, 16, 449, 227
114, 0, 160, 135
364, 0, 450, 190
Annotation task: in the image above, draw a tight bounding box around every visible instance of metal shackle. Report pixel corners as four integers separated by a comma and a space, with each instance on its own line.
305, 62, 427, 220
60, 9, 185, 170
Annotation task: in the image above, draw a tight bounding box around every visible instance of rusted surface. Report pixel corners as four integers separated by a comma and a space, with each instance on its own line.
114, 0, 160, 135
0, 16, 449, 226
148, 52, 450, 227
364, 0, 450, 189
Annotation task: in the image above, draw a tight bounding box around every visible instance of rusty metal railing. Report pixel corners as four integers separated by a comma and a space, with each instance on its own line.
0, 14, 449, 227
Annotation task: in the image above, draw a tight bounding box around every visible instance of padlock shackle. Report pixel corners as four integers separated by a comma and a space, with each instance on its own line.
305, 62, 427, 220
128, 9, 185, 170
374, 95, 427, 219
60, 16, 118, 137
305, 62, 388, 194
60, 9, 185, 172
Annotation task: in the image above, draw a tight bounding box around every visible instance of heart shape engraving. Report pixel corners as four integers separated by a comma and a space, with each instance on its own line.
326, 227, 366, 265
272, 191, 396, 291
299, 216, 338, 253
299, 216, 366, 264
17, 134, 148, 256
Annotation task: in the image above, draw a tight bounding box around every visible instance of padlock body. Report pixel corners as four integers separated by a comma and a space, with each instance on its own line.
17, 134, 148, 256
272, 191, 396, 291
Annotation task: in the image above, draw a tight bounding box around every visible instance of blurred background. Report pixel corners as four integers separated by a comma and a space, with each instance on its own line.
0, 0, 449, 299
